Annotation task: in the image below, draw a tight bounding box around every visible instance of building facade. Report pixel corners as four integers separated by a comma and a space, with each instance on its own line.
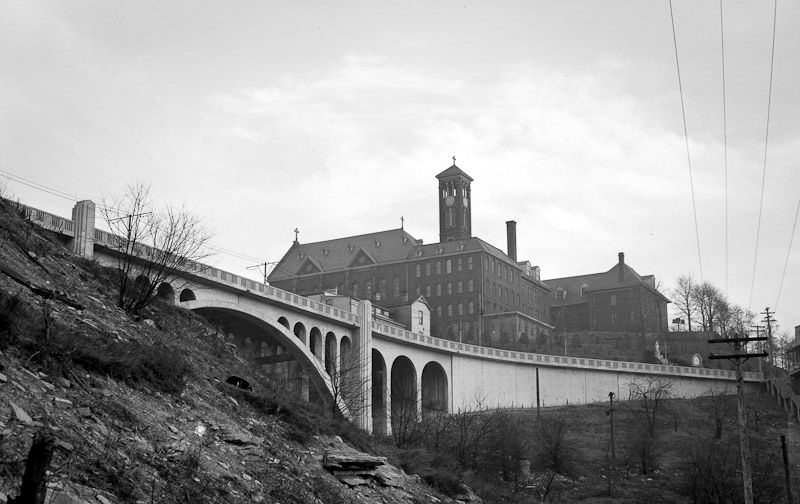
543, 252, 670, 333
268, 163, 555, 351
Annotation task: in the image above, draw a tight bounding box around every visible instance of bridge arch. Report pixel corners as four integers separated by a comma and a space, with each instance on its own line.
179, 288, 196, 302
309, 327, 323, 361
421, 362, 448, 416
391, 356, 418, 434
179, 299, 339, 410
293, 322, 307, 345
372, 349, 388, 435
156, 282, 175, 303
325, 332, 337, 375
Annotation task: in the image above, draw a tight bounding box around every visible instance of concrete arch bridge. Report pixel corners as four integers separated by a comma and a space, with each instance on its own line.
24, 200, 763, 435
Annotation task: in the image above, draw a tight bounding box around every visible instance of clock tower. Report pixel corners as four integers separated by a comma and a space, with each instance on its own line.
436, 160, 473, 242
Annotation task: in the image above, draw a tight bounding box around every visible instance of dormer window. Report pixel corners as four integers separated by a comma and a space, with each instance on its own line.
580, 283, 589, 297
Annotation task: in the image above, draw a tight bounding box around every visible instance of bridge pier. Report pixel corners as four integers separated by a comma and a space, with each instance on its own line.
354, 301, 373, 432
70, 200, 95, 258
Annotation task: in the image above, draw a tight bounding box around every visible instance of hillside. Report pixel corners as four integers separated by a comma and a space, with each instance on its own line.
0, 201, 458, 503
1, 199, 799, 504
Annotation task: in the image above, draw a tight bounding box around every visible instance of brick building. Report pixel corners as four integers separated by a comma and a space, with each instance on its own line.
268, 163, 554, 350
543, 252, 670, 333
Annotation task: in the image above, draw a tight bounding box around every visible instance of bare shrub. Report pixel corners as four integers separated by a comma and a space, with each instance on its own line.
102, 183, 211, 314
533, 414, 576, 475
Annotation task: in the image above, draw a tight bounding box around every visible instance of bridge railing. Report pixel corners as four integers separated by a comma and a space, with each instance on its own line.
183, 260, 360, 326
371, 320, 761, 382
11, 200, 75, 236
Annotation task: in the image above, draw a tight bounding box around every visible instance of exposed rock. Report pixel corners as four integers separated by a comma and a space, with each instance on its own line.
453, 482, 482, 503
77, 407, 92, 418
221, 427, 263, 446
0, 372, 6, 383
9, 401, 33, 425
53, 397, 73, 407
375, 465, 405, 487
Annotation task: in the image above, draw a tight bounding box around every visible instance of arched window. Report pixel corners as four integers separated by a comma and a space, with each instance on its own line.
468, 301, 474, 314
415, 264, 421, 278
457, 281, 463, 293
447, 282, 453, 295
468, 279, 474, 292
436, 284, 442, 296
435, 261, 441, 275
468, 257, 474, 270
393, 277, 400, 297
457, 303, 463, 315
580, 283, 589, 297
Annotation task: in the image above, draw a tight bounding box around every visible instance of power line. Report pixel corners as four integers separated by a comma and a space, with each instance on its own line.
0, 170, 78, 202
775, 197, 799, 310
720, 0, 729, 297
668, 0, 704, 281
748, 0, 779, 311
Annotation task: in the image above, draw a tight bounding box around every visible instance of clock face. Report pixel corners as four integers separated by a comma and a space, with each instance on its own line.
445, 195, 455, 207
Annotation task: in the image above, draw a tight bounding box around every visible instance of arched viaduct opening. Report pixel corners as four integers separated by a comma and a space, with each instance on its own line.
421, 362, 448, 416
372, 349, 387, 435
391, 356, 418, 436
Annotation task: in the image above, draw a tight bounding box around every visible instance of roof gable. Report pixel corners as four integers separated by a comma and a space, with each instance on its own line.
347, 248, 376, 268
296, 257, 322, 275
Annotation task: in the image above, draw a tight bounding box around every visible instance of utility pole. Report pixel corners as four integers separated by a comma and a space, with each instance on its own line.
751, 324, 766, 375
762, 308, 776, 377
607, 392, 616, 459
247, 261, 277, 285
709, 331, 768, 504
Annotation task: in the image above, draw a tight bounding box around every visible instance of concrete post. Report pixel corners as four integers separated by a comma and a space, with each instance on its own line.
355, 301, 373, 432
71, 200, 95, 258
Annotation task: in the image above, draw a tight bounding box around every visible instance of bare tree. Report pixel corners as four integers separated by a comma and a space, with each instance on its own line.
692, 282, 726, 333
671, 274, 697, 332
102, 183, 211, 314
627, 378, 672, 474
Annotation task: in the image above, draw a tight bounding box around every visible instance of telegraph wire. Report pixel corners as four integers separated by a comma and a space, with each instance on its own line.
720, 0, 729, 297
668, 0, 704, 281
0, 169, 78, 202
775, 197, 799, 310
748, 0, 779, 311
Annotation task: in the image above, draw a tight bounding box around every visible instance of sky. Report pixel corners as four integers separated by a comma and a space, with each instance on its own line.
2, 1, 799, 334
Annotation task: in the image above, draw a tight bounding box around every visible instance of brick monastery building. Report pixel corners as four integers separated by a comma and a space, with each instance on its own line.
268, 163, 669, 351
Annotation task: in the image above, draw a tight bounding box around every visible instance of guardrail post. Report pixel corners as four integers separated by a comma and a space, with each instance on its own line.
71, 200, 95, 258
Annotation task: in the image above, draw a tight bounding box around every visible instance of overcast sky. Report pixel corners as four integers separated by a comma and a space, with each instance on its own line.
2, 1, 799, 333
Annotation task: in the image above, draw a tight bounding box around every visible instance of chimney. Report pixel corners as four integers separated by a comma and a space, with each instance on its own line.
618, 252, 625, 282
506, 220, 517, 261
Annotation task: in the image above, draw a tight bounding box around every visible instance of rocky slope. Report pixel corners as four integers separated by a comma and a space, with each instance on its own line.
0, 203, 462, 504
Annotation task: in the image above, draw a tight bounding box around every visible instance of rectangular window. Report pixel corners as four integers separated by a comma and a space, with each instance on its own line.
417, 310, 424, 324
468, 257, 474, 270
457, 281, 463, 293
436, 283, 442, 296
447, 282, 453, 295
425, 285, 431, 298
436, 261, 442, 275
425, 263, 431, 276
458, 303, 463, 315
415, 264, 421, 278
468, 280, 474, 292
446, 259, 452, 273
457, 258, 463, 271
447, 304, 453, 316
